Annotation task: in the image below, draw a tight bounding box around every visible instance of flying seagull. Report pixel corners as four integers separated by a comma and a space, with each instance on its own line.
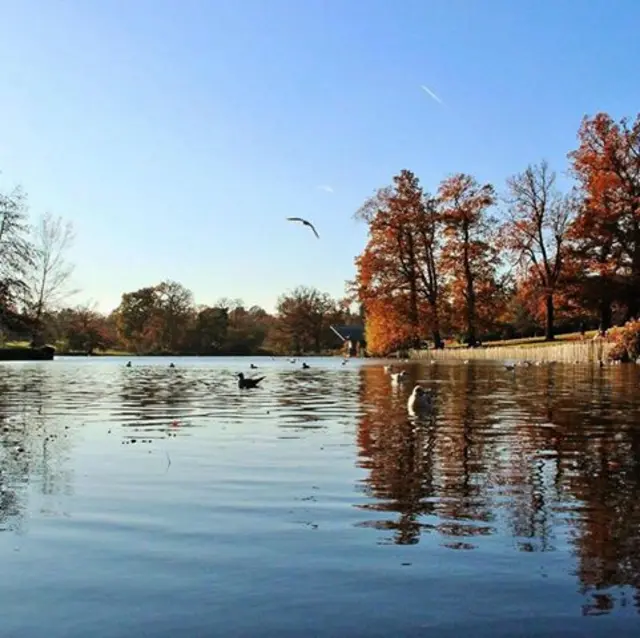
286, 217, 320, 239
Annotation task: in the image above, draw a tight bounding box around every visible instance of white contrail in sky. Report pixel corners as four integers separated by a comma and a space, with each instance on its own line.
317, 185, 334, 193
420, 84, 444, 105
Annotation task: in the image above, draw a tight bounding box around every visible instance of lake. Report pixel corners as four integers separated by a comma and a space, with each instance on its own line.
1, 356, 640, 637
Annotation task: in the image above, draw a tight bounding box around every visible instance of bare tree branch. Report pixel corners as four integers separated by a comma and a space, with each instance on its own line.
502, 161, 574, 339
23, 212, 78, 323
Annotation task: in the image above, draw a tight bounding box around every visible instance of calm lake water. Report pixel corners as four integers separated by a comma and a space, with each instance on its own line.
2, 356, 640, 637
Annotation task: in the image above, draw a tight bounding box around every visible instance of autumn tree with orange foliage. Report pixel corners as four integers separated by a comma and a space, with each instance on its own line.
502, 161, 574, 340
353, 170, 445, 355
568, 112, 640, 327
438, 173, 499, 346
362, 296, 416, 356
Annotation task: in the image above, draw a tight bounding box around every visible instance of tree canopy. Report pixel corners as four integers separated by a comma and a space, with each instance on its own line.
352, 110, 640, 355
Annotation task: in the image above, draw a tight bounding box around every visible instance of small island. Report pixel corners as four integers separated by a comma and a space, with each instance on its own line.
0, 344, 55, 361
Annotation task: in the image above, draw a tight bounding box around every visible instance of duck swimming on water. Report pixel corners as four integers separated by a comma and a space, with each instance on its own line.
236, 372, 265, 389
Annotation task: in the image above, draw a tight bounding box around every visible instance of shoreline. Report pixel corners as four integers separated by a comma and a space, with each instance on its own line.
55, 351, 346, 358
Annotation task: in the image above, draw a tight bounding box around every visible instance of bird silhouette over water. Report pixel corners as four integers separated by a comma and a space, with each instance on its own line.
302, 362, 310, 369
237, 372, 265, 389
126, 361, 132, 368
250, 364, 258, 369
286, 217, 320, 239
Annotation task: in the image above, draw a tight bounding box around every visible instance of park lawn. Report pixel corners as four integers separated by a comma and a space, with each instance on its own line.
480, 331, 599, 348
442, 330, 600, 350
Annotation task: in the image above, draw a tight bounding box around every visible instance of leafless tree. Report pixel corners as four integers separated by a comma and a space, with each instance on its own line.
502, 161, 574, 340
24, 212, 77, 325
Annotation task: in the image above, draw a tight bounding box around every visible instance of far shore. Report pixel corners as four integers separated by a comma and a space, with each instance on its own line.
1, 331, 621, 364
1, 342, 348, 359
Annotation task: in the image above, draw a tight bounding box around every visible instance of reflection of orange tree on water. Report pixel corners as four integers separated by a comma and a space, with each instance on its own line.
355, 365, 437, 545
430, 364, 498, 543
355, 360, 640, 613
497, 364, 640, 614
355, 364, 501, 546
548, 368, 640, 615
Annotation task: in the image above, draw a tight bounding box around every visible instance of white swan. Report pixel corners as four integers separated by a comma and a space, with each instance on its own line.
407, 385, 434, 415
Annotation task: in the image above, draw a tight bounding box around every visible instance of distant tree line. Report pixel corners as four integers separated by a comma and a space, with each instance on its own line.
0, 174, 361, 356
106, 282, 359, 355
2, 279, 361, 355
352, 111, 640, 355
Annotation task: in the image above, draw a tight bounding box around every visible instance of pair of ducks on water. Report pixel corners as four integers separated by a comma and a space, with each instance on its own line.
126, 361, 176, 368
250, 362, 311, 370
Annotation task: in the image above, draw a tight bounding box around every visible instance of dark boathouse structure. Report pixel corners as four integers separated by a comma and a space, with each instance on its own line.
330, 324, 366, 357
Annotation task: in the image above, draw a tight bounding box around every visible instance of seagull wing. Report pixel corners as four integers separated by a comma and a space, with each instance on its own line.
286, 217, 320, 238
305, 221, 320, 239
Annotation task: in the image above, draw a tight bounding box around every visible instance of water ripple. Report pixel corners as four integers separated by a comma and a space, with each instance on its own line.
1, 356, 640, 635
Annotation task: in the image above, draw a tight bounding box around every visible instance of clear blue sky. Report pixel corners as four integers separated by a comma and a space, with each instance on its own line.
1, 0, 638, 314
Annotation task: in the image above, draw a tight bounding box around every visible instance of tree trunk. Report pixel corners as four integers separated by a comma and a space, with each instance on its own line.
408, 282, 420, 348
429, 301, 443, 349
462, 223, 476, 346
545, 294, 555, 341
599, 298, 612, 333
407, 236, 420, 348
